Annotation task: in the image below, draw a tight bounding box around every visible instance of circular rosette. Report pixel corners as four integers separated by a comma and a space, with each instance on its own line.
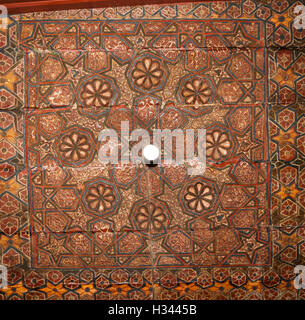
177, 75, 215, 108
56, 126, 96, 167
82, 178, 121, 217
179, 178, 217, 215
78, 76, 119, 118
205, 126, 234, 163
130, 199, 171, 239
128, 54, 167, 93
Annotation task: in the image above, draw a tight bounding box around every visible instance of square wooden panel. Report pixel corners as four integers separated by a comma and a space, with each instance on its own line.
21, 19, 271, 268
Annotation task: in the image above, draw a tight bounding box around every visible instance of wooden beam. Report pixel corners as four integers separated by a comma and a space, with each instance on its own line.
3, 0, 234, 15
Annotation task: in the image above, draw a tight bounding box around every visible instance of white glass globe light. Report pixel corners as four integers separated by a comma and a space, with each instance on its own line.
143, 144, 159, 163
